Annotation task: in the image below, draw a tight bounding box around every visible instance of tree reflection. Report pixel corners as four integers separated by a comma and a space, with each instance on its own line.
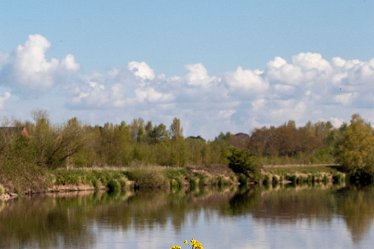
1, 186, 374, 248
226, 185, 374, 244
335, 186, 374, 243
0, 189, 235, 249
0, 193, 98, 249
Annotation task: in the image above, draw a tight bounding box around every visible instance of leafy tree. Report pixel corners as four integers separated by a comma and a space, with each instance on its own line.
169, 118, 186, 166
227, 148, 260, 183
148, 124, 169, 144
336, 114, 374, 182
169, 117, 183, 141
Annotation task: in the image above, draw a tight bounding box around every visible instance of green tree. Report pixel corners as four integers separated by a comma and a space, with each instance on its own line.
337, 114, 374, 182
169, 118, 183, 141
227, 148, 260, 183
169, 118, 186, 166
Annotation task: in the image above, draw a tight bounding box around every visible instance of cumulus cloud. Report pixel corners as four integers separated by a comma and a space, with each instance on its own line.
0, 34, 79, 90
185, 63, 215, 87
3, 34, 374, 137
69, 64, 174, 109
71, 81, 109, 108
53, 51, 374, 137
62, 54, 80, 71
266, 57, 303, 85
226, 67, 268, 93
134, 87, 174, 103
128, 61, 155, 81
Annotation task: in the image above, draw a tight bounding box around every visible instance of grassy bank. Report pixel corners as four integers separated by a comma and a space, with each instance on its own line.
53, 165, 238, 192
261, 165, 346, 186
0, 164, 238, 199
0, 162, 349, 201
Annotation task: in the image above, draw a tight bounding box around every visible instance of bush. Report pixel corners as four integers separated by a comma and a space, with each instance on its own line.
272, 176, 279, 187
107, 179, 120, 193
237, 173, 248, 186
125, 167, 168, 189
262, 175, 270, 186
227, 148, 260, 183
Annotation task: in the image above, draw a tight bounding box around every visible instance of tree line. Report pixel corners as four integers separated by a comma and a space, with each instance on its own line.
0, 111, 228, 169
0, 111, 373, 183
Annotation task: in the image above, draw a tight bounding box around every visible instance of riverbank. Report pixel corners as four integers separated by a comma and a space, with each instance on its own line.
0, 165, 239, 201
261, 164, 346, 186
0, 163, 350, 201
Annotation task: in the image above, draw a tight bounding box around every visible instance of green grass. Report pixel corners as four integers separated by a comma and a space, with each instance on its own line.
264, 165, 340, 175
1, 163, 239, 195
53, 169, 129, 191
262, 165, 346, 186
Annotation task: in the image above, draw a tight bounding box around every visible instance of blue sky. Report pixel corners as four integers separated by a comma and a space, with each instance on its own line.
0, 1, 374, 138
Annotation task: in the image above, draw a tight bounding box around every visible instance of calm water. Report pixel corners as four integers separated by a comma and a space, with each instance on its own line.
1, 186, 374, 249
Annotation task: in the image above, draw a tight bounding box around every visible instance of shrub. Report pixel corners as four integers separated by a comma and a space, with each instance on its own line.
126, 167, 168, 189
272, 176, 279, 187
262, 175, 270, 186
227, 148, 260, 183
107, 179, 120, 193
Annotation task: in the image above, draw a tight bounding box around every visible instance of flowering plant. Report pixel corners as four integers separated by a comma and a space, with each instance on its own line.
169, 239, 204, 249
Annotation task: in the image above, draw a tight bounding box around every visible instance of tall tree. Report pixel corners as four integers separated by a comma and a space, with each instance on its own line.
169, 117, 183, 141
337, 114, 374, 181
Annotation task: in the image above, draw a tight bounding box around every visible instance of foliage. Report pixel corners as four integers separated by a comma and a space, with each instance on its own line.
125, 167, 169, 189
247, 120, 336, 162
3, 111, 374, 190
227, 148, 260, 183
336, 114, 374, 183
106, 179, 120, 193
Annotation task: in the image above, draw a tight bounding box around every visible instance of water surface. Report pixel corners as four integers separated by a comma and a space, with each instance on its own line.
1, 186, 374, 249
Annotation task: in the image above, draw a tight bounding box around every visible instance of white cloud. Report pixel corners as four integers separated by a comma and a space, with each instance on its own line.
292, 52, 332, 73
269, 100, 307, 123
251, 98, 266, 111
71, 81, 109, 108
0, 34, 80, 90
226, 67, 268, 93
266, 57, 303, 85
218, 109, 236, 119
134, 87, 174, 103
334, 92, 357, 106
185, 63, 215, 87
37, 50, 374, 137
128, 61, 155, 81
3, 34, 374, 138
62, 54, 80, 71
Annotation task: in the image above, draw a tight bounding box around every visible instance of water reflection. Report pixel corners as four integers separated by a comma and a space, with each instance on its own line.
1, 186, 374, 249
226, 185, 374, 244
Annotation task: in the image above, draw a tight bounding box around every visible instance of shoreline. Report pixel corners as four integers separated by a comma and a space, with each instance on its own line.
0, 164, 348, 201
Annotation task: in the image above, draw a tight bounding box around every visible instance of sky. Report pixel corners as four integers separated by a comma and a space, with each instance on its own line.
0, 1, 374, 138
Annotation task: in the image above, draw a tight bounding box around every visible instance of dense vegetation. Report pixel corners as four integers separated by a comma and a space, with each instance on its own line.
0, 111, 374, 193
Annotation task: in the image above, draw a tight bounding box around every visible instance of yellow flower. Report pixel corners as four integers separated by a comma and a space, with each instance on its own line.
168, 238, 203, 249
169, 245, 181, 249
190, 239, 204, 249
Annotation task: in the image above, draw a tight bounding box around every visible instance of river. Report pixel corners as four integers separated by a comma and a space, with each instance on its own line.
1, 185, 374, 249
